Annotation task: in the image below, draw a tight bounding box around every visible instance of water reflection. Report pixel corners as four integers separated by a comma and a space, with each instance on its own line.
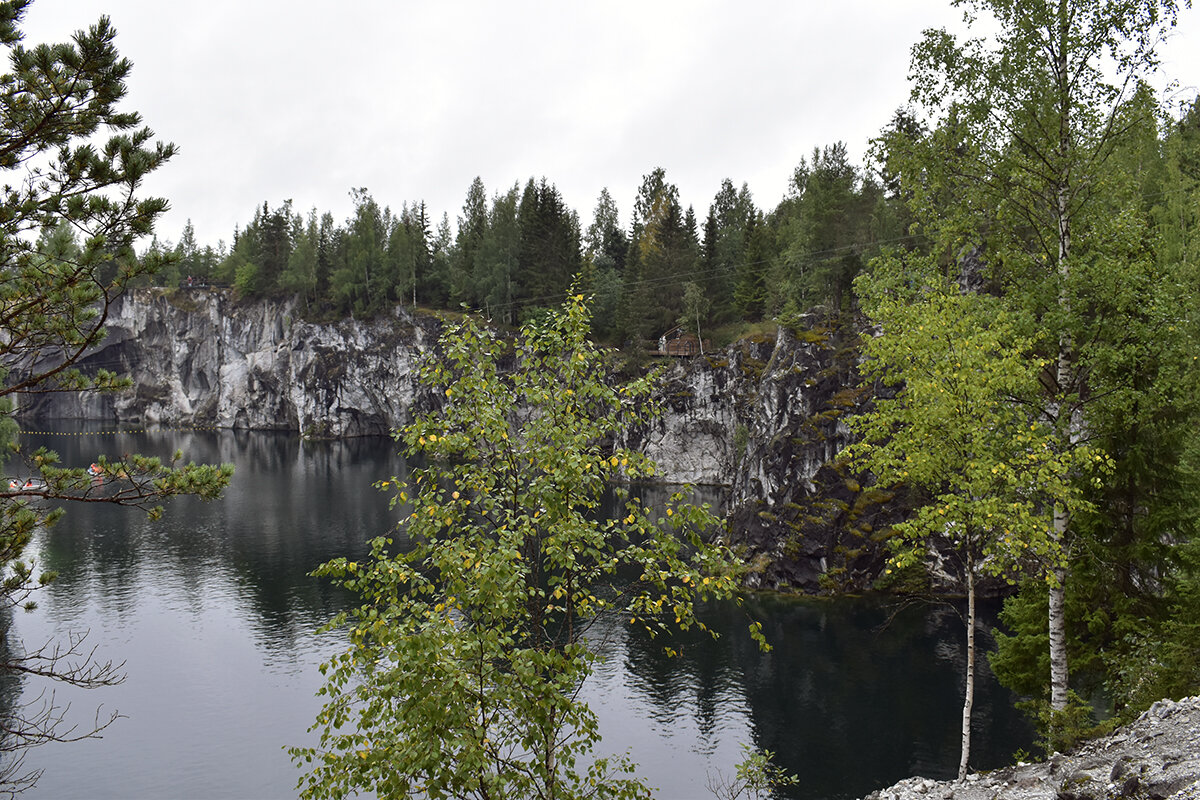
6, 425, 1030, 799
23, 426, 399, 648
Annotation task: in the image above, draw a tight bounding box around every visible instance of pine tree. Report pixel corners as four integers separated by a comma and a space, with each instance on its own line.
0, 3, 233, 789
451, 177, 489, 307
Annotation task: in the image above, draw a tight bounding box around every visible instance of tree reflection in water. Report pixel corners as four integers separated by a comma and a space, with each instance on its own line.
7, 426, 1029, 799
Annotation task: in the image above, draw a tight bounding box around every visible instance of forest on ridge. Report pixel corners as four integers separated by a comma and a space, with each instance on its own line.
18, 0, 1200, 785
114, 78, 1200, 742
129, 139, 897, 347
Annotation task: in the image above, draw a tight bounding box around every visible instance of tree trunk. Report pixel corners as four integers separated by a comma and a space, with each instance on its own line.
1049, 560, 1069, 713
958, 562, 976, 781
1050, 171, 1074, 715
1049, 0, 1073, 715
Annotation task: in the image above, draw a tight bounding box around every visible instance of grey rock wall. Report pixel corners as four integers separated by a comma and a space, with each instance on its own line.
18, 288, 440, 438
19, 290, 894, 591
627, 317, 904, 592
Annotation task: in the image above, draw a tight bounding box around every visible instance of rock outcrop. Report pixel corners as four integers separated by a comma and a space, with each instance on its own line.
625, 316, 904, 592
20, 290, 899, 591
18, 288, 440, 438
864, 696, 1200, 800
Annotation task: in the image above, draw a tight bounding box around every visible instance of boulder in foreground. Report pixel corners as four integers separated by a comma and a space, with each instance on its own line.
865, 697, 1200, 800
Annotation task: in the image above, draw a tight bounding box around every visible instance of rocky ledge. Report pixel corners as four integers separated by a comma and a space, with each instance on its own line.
18, 290, 902, 591
865, 697, 1200, 800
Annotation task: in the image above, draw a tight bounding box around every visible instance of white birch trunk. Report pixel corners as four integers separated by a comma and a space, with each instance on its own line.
1049, 0, 1073, 714
1049, 561, 1070, 714
958, 562, 976, 781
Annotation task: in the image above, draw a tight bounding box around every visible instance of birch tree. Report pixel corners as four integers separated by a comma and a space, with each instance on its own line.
878, 0, 1185, 718
292, 294, 761, 800
848, 260, 1102, 778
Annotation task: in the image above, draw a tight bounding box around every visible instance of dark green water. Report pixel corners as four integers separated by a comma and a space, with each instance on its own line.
7, 424, 1031, 799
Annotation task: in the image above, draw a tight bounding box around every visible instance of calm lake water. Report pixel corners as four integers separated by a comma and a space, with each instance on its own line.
9, 424, 1031, 799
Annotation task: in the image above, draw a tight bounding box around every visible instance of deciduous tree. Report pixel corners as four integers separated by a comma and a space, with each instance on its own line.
878, 0, 1187, 720
848, 259, 1102, 777
292, 294, 759, 799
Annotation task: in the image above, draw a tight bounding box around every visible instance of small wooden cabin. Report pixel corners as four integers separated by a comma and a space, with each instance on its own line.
658, 326, 707, 356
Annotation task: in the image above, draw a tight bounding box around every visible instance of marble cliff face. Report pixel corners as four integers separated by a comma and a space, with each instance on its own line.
21, 288, 438, 438
21, 289, 898, 591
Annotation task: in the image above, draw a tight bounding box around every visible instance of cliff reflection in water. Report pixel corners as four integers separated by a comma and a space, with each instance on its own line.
25, 427, 398, 650
10, 425, 1029, 799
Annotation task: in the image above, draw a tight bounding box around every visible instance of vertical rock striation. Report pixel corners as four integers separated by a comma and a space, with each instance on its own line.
19, 291, 900, 591
626, 316, 902, 592
18, 288, 440, 437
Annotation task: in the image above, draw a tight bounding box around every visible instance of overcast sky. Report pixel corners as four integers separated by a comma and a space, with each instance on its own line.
18, 1, 1200, 249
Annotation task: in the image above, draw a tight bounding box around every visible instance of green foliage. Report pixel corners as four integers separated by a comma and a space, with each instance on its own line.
772, 142, 882, 315
0, 2, 233, 790
517, 178, 583, 311
701, 179, 756, 326
849, 259, 1103, 582
1016, 691, 1109, 756
706, 745, 799, 800
733, 210, 770, 319
1105, 535, 1200, 714
233, 259, 260, 298
292, 294, 759, 800
848, 255, 1108, 776
620, 168, 700, 342
153, 140, 907, 342
280, 211, 319, 301
989, 582, 1051, 698
476, 183, 520, 324
871, 0, 1193, 719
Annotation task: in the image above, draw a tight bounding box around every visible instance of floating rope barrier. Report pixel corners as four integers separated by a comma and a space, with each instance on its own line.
17, 426, 227, 436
